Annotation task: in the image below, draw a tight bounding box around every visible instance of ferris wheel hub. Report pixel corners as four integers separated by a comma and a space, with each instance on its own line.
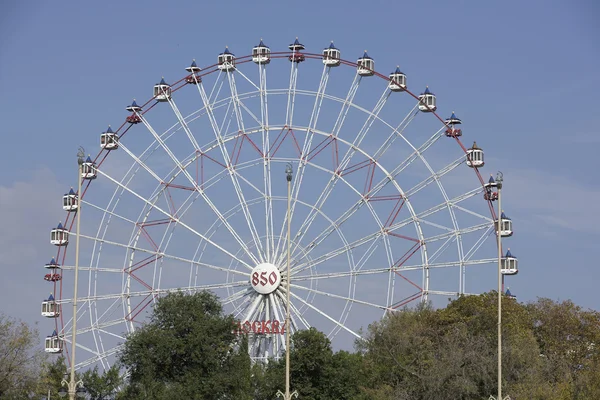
250, 263, 282, 295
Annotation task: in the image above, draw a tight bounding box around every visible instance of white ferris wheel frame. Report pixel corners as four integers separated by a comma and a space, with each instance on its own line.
46, 46, 499, 371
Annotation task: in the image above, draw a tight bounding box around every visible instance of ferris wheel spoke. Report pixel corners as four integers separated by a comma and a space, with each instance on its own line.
402, 155, 464, 198
60, 281, 249, 315
193, 82, 264, 264
241, 294, 264, 322
401, 258, 497, 271
291, 231, 381, 276
274, 75, 363, 263
372, 104, 420, 160
425, 222, 492, 244
167, 98, 203, 151
267, 293, 282, 326
78, 231, 249, 277
283, 180, 384, 267
118, 141, 164, 182
278, 66, 332, 265
462, 225, 495, 261
222, 286, 253, 306
137, 113, 258, 262
293, 266, 391, 282
274, 289, 307, 337
285, 54, 300, 127
292, 66, 331, 207
288, 291, 361, 339
96, 168, 253, 268
337, 87, 390, 171
276, 290, 311, 331
258, 64, 275, 262
74, 345, 123, 371
226, 72, 266, 261
290, 283, 387, 311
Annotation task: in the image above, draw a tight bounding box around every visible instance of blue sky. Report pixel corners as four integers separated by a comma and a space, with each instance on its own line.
0, 0, 598, 361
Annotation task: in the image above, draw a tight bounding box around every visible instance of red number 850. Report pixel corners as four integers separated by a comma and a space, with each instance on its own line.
251, 271, 278, 286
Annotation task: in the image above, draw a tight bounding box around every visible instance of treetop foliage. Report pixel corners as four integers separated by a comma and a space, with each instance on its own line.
2, 291, 599, 399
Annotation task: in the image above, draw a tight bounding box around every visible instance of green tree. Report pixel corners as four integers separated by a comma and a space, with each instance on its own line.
257, 328, 366, 400
34, 356, 67, 398
0, 313, 47, 399
118, 291, 252, 400
81, 364, 122, 399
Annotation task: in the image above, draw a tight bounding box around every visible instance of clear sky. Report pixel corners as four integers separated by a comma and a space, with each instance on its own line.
0, 0, 598, 359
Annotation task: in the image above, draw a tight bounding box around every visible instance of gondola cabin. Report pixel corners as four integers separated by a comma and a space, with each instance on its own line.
218, 47, 236, 72
125, 100, 142, 124
484, 175, 498, 189
505, 288, 517, 300
41, 294, 60, 317
126, 100, 142, 113
185, 60, 202, 84
288, 38, 306, 62
62, 188, 78, 211
81, 156, 97, 179
45, 257, 60, 269
45, 330, 62, 353
418, 86, 437, 112
322, 42, 341, 67
100, 126, 118, 150
495, 211, 513, 237
357, 51, 374, 76
252, 39, 271, 64
153, 78, 171, 102
444, 112, 462, 137
50, 222, 69, 246
388, 66, 406, 91
466, 141, 484, 168
288, 37, 305, 51
501, 249, 518, 275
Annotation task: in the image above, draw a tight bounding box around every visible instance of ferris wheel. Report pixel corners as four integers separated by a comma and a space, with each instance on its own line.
41, 37, 518, 369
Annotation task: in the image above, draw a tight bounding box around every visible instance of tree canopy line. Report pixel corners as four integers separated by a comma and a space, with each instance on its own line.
2, 291, 599, 399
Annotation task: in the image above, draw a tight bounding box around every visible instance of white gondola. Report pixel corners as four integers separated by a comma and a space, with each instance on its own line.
357, 51, 374, 76
45, 257, 60, 269
125, 99, 142, 124
41, 294, 60, 317
466, 141, 484, 168
501, 249, 518, 275
322, 42, 341, 67
495, 211, 513, 237
288, 37, 305, 63
484, 174, 498, 189
418, 86, 437, 112
185, 60, 202, 84
445, 111, 461, 125
444, 112, 462, 137
218, 47, 236, 72
153, 77, 172, 102
62, 187, 78, 211
288, 37, 305, 51
50, 222, 69, 246
252, 39, 271, 64
505, 288, 517, 300
45, 330, 62, 353
125, 99, 142, 112
81, 156, 97, 179
100, 126, 118, 150
388, 66, 406, 91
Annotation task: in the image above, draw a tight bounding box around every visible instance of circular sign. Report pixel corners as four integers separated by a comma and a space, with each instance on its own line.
250, 263, 281, 294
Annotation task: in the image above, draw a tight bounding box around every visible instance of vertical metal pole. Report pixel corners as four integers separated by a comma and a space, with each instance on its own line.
496, 174, 503, 400
69, 150, 84, 400
285, 167, 292, 398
